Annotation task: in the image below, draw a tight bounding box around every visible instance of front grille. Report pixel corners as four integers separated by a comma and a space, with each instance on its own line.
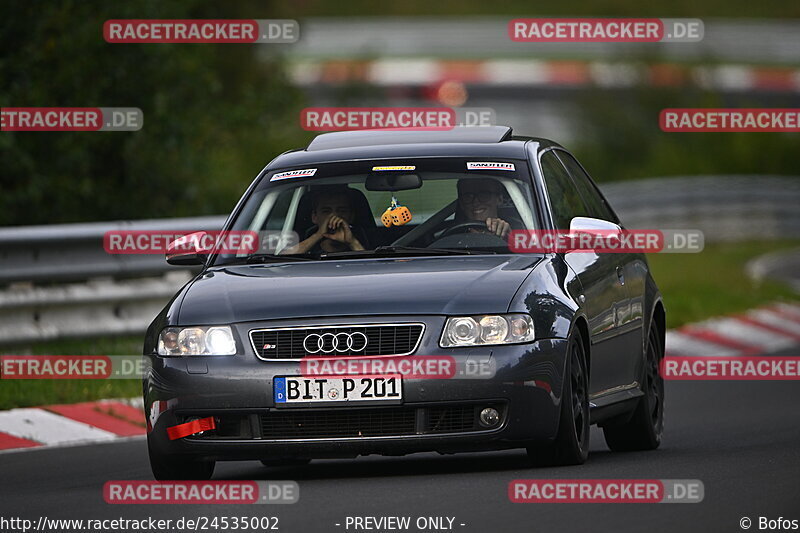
425, 406, 477, 433
188, 403, 506, 441
261, 407, 416, 438
251, 324, 424, 360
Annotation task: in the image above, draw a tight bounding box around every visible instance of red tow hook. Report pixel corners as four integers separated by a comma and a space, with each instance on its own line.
166, 417, 216, 440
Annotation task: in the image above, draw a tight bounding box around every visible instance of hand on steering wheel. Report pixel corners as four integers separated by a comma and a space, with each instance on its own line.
439, 221, 496, 238
440, 219, 511, 238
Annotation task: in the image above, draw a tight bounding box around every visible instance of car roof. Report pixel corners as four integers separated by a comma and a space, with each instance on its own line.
307, 126, 514, 150
266, 126, 563, 169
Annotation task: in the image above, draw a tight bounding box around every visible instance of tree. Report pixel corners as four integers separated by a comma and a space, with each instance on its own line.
0, 0, 309, 225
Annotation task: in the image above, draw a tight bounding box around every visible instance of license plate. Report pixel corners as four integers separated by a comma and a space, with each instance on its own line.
274, 376, 402, 404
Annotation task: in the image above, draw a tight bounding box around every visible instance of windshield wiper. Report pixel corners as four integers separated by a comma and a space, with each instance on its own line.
218, 253, 316, 265
320, 246, 492, 259
376, 245, 490, 255
246, 253, 316, 263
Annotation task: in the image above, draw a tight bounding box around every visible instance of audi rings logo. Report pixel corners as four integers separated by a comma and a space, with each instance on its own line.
303, 332, 369, 354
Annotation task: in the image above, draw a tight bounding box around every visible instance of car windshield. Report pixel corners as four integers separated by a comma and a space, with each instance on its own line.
213, 157, 539, 265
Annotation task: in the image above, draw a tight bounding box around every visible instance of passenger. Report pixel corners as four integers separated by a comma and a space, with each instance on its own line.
284, 187, 366, 254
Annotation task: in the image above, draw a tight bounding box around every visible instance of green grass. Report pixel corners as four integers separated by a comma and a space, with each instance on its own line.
647, 240, 800, 329
1, 240, 797, 409
0, 336, 143, 411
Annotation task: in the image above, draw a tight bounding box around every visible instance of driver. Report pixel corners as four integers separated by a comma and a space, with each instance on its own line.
283, 187, 367, 254
453, 178, 512, 238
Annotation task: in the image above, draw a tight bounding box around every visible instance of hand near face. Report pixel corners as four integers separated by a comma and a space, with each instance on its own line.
314, 214, 364, 250
321, 215, 353, 243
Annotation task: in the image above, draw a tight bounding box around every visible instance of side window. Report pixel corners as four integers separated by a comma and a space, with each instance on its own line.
557, 152, 617, 223
539, 151, 585, 229
263, 188, 296, 230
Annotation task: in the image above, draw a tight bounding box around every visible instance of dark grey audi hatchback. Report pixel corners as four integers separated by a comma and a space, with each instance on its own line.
143, 126, 665, 480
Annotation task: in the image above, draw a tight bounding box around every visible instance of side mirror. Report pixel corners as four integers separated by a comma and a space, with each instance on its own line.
166, 231, 210, 265
569, 216, 621, 234
567, 217, 622, 254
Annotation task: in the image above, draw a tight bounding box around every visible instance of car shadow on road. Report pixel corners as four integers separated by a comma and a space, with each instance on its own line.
214, 443, 635, 481
213, 427, 640, 481
216, 450, 536, 481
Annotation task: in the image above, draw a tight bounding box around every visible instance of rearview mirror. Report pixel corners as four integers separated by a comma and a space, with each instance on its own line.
166, 231, 209, 265
365, 173, 422, 191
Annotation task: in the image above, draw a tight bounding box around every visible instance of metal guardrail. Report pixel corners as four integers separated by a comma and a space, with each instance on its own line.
0, 217, 224, 346
282, 18, 800, 65
0, 175, 797, 346
602, 175, 800, 241
746, 248, 800, 293
0, 272, 193, 345
0, 216, 225, 285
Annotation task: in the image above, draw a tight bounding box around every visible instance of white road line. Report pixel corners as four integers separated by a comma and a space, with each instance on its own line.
482, 60, 549, 85
665, 330, 744, 357
0, 434, 145, 456
110, 397, 144, 410
0, 408, 117, 445
695, 318, 797, 352
367, 59, 441, 86
774, 302, 800, 318
748, 309, 800, 336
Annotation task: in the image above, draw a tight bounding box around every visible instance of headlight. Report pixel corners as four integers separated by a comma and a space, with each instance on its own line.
158, 326, 237, 356
440, 314, 534, 347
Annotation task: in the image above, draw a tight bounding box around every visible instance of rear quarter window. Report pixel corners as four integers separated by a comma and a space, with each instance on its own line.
539, 151, 585, 229
556, 151, 618, 224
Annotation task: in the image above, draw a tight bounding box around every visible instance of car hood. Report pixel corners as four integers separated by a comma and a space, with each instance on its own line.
177, 255, 542, 324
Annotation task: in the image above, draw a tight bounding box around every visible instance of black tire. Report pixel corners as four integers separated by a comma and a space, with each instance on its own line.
603, 322, 664, 451
260, 459, 311, 467
527, 328, 590, 466
148, 441, 215, 480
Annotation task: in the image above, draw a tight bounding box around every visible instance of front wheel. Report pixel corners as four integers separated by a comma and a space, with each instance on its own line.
602, 322, 664, 451
527, 328, 590, 466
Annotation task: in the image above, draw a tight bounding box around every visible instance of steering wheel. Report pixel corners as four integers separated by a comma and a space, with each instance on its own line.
439, 221, 492, 238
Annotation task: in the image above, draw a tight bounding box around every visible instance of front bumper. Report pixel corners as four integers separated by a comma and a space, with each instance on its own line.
144, 316, 568, 461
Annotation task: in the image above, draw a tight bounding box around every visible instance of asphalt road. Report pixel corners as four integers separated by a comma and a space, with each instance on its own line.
3, 349, 800, 533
